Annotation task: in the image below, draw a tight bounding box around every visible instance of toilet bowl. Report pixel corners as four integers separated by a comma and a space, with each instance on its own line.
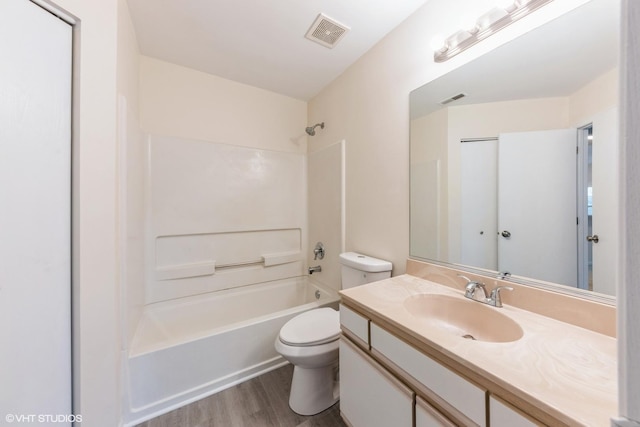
275, 252, 392, 416
274, 307, 340, 415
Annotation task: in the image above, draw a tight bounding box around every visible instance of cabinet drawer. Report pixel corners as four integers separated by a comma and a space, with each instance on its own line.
370, 323, 486, 426
416, 396, 457, 427
340, 304, 369, 345
340, 337, 413, 427
490, 396, 542, 427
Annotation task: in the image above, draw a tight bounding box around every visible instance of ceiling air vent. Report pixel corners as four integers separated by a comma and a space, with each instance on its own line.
440, 93, 467, 105
305, 13, 350, 49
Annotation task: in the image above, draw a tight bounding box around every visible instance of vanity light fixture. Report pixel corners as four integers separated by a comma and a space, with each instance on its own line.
432, 0, 554, 63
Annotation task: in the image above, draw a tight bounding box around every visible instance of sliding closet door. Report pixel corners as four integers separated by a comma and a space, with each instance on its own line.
0, 0, 72, 420
460, 139, 498, 271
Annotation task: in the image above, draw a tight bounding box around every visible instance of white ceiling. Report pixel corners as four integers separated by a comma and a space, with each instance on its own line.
127, 0, 428, 101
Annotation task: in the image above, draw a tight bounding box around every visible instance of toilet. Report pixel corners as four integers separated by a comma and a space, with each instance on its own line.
275, 251, 392, 415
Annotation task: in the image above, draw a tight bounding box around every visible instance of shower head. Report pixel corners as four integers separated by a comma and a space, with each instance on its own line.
305, 122, 325, 136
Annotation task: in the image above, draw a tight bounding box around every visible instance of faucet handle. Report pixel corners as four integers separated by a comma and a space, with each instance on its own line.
489, 286, 513, 307
457, 274, 471, 282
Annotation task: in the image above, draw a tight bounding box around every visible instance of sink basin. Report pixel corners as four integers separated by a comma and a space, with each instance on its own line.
403, 294, 524, 343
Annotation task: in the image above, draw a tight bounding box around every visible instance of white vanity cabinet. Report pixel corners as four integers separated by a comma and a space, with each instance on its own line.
338, 264, 617, 427
339, 304, 550, 427
339, 337, 413, 427
339, 305, 480, 427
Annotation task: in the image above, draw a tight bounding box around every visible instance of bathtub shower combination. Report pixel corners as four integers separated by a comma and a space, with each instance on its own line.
128, 277, 338, 422
124, 135, 342, 425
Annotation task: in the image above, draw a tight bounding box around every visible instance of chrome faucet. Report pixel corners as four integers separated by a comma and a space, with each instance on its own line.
309, 265, 322, 274
458, 274, 488, 301
458, 274, 513, 307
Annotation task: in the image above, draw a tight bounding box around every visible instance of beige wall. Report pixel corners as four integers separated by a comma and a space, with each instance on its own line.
410, 109, 448, 260
308, 0, 590, 276
308, 141, 345, 292
139, 56, 308, 153
569, 67, 619, 126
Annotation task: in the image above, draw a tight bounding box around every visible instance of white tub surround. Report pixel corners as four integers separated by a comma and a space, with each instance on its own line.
146, 135, 306, 303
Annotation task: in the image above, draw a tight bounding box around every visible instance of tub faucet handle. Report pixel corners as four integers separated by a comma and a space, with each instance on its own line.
313, 242, 325, 260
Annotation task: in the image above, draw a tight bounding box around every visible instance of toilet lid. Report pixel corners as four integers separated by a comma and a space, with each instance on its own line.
279, 308, 340, 347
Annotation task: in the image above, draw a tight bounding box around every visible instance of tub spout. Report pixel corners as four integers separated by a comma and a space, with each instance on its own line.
308, 265, 322, 274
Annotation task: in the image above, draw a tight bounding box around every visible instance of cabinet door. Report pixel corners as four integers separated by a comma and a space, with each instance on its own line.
416, 396, 457, 427
340, 338, 413, 427
490, 396, 542, 427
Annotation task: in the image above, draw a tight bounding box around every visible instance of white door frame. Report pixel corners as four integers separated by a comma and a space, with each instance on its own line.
576, 124, 592, 291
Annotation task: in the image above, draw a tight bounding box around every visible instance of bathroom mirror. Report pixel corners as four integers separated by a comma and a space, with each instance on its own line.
409, 0, 619, 300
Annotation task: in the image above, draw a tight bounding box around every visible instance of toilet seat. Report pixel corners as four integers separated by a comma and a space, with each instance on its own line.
279, 308, 340, 347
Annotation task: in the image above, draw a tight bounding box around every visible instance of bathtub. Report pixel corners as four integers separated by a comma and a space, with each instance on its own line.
125, 276, 339, 425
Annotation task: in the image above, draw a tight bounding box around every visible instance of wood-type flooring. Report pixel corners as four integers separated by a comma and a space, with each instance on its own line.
136, 364, 347, 427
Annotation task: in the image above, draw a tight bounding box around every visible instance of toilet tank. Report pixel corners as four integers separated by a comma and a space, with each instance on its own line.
339, 252, 392, 289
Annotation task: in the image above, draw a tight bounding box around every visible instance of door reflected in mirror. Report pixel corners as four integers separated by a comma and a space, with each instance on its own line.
409, 0, 619, 297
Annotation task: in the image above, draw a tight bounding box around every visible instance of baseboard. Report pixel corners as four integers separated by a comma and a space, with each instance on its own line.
123, 358, 289, 427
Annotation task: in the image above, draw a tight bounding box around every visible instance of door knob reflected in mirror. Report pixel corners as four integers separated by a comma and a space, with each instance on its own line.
501, 230, 511, 238
586, 235, 599, 243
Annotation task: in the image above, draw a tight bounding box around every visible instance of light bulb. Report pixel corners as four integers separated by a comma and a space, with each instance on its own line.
476, 7, 509, 32
496, 0, 517, 12
460, 15, 479, 34
429, 34, 448, 53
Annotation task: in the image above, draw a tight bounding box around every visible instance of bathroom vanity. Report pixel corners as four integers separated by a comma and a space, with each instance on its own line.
338, 262, 616, 427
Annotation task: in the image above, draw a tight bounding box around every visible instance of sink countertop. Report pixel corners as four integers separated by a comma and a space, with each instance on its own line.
339, 274, 617, 427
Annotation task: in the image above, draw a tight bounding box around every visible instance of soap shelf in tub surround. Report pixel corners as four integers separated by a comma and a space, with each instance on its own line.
155, 251, 302, 281
339, 274, 617, 427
